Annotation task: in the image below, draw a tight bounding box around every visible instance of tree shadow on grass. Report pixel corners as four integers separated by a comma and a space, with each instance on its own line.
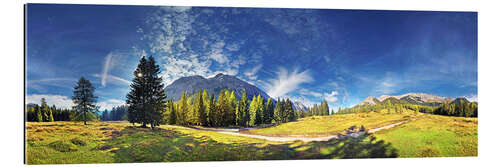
290, 134, 398, 159
107, 126, 398, 163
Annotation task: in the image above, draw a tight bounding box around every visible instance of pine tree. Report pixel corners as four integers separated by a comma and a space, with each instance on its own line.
249, 95, 259, 126
102, 109, 109, 121
236, 91, 249, 126
208, 94, 217, 127
193, 90, 207, 125
167, 100, 176, 125
126, 56, 167, 130
35, 105, 42, 122
202, 89, 211, 125
264, 98, 274, 124
256, 95, 264, 125
48, 108, 54, 122
72, 77, 98, 125
215, 90, 228, 127
227, 90, 237, 125
274, 99, 283, 124
320, 99, 329, 116
285, 98, 295, 122
176, 91, 188, 126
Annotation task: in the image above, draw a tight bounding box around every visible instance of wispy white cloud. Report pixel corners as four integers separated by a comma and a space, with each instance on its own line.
299, 88, 322, 98
93, 74, 131, 86
324, 91, 339, 103
244, 64, 262, 81
208, 41, 228, 64
265, 67, 313, 98
299, 88, 339, 104
373, 72, 399, 95
100, 53, 114, 87
27, 78, 76, 92
26, 94, 74, 109
96, 52, 132, 87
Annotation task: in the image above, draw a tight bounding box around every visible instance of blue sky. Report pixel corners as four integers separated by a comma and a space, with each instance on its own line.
26, 4, 477, 110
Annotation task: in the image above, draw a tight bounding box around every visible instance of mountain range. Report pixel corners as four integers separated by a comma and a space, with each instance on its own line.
165, 73, 271, 101
358, 93, 454, 107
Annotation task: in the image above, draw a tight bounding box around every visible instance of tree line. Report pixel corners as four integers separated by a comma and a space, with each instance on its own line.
432, 99, 477, 117
164, 89, 329, 127
26, 97, 99, 122
101, 105, 128, 121
337, 98, 477, 118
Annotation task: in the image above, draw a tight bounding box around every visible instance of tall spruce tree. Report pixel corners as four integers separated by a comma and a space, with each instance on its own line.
215, 90, 228, 127
285, 98, 295, 122
166, 100, 176, 125
193, 90, 207, 125
264, 98, 274, 124
35, 105, 42, 122
274, 99, 284, 124
320, 99, 329, 116
208, 94, 217, 127
102, 109, 109, 121
126, 56, 167, 130
228, 90, 237, 125
176, 91, 188, 125
72, 77, 98, 125
236, 91, 249, 126
249, 95, 264, 126
202, 89, 211, 125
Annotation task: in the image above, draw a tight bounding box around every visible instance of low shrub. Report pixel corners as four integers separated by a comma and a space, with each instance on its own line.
70, 138, 86, 146
49, 141, 77, 152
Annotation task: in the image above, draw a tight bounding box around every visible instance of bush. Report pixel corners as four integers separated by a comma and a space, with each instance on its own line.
70, 138, 87, 146
49, 141, 77, 152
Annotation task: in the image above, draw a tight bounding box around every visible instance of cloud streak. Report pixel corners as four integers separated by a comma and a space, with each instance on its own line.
93, 74, 131, 86
101, 53, 114, 87
244, 64, 262, 81
265, 67, 313, 98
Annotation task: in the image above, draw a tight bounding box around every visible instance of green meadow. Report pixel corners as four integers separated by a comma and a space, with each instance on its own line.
25, 113, 477, 164
373, 114, 477, 157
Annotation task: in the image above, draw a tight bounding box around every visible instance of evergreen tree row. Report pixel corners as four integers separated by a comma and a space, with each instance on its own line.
433, 99, 478, 117
337, 98, 477, 118
101, 105, 128, 121
164, 89, 326, 127
305, 99, 331, 116
26, 98, 77, 122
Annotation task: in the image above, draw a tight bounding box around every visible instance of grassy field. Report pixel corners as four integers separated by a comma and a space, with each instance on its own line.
373, 114, 478, 157
25, 113, 477, 164
245, 112, 421, 137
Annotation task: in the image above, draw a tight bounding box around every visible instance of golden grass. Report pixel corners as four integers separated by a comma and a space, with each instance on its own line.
245, 112, 421, 137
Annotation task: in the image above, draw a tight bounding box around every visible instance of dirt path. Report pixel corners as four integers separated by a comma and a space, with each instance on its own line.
168, 117, 421, 142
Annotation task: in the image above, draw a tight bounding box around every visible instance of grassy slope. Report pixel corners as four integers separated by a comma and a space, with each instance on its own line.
25, 113, 477, 164
373, 114, 478, 157
26, 121, 295, 164
26, 120, 398, 164
245, 112, 421, 136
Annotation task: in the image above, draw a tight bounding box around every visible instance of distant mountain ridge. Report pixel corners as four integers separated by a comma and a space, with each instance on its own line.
165, 73, 271, 101
358, 93, 454, 106
292, 101, 308, 111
